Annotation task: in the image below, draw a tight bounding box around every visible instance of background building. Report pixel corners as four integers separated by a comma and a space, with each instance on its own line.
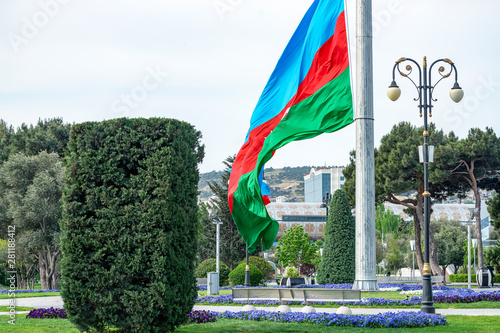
304, 167, 345, 202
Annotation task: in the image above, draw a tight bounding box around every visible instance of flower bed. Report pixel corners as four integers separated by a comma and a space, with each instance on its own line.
215, 310, 447, 328
196, 285, 500, 306
188, 310, 217, 324
26, 308, 67, 319
0, 289, 60, 294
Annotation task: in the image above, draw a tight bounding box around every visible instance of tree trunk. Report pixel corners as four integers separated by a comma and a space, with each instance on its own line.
415, 198, 442, 276
414, 214, 424, 275
39, 254, 48, 290
472, 182, 484, 268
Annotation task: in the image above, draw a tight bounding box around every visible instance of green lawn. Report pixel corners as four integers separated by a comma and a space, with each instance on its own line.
1, 315, 499, 333
0, 306, 34, 312
0, 292, 61, 300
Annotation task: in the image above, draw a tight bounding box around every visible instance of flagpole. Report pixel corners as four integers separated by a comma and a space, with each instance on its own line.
352, 0, 379, 291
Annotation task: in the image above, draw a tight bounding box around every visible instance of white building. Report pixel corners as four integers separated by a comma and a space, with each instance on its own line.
303, 167, 345, 202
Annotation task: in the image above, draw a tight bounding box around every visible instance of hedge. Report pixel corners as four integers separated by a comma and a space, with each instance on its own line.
238, 256, 274, 282
228, 263, 263, 286
60, 118, 204, 332
449, 274, 500, 283
195, 258, 230, 286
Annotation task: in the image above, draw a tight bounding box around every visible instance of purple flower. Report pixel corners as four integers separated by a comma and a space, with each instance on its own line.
26, 308, 67, 319
187, 310, 217, 324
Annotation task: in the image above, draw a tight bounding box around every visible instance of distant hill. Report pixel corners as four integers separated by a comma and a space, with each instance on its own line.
198, 166, 333, 202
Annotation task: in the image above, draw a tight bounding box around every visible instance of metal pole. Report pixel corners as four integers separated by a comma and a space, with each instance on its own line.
244, 244, 250, 287
468, 223, 471, 289
420, 56, 435, 314
353, 0, 378, 292
412, 249, 415, 280
473, 240, 476, 272
216, 222, 220, 274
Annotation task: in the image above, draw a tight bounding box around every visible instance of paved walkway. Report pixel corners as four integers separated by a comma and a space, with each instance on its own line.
193, 305, 500, 316
1, 296, 500, 316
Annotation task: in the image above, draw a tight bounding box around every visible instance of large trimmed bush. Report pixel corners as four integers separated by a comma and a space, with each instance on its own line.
195, 258, 230, 286
228, 263, 262, 286
316, 189, 355, 284
60, 118, 204, 332
239, 256, 274, 281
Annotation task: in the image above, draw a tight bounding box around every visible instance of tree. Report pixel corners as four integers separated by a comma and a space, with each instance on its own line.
344, 122, 457, 276
385, 234, 405, 274
60, 118, 204, 332
443, 128, 500, 267
375, 204, 402, 242
433, 220, 466, 275
487, 194, 500, 231
196, 203, 216, 264
276, 225, 318, 270
0, 152, 64, 289
316, 189, 355, 284
485, 244, 500, 274
10, 118, 71, 158
207, 156, 247, 270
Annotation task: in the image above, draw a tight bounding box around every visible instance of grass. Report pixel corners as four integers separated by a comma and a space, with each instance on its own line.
0, 292, 60, 300
0, 314, 79, 333
0, 306, 34, 312
1, 315, 499, 333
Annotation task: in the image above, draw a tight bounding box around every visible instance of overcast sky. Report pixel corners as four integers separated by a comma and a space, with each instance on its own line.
1, 0, 499, 173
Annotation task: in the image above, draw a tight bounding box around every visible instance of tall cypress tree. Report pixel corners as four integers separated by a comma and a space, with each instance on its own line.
60, 118, 204, 332
316, 189, 355, 284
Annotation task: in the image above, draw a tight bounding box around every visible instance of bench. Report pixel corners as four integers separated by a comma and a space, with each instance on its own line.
232, 288, 361, 313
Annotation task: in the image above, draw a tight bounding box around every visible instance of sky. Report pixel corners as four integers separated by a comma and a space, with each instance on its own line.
1, 0, 499, 173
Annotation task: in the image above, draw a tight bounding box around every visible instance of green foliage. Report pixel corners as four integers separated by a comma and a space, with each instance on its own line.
195, 258, 230, 286
385, 234, 405, 273
433, 220, 467, 273
60, 118, 204, 333
228, 263, 262, 286
239, 256, 274, 282
0, 118, 71, 164
485, 244, 500, 274
207, 156, 247, 269
197, 203, 215, 264
316, 189, 355, 284
447, 274, 500, 283
0, 152, 64, 289
284, 267, 300, 278
277, 225, 318, 268
487, 194, 500, 231
449, 274, 477, 283
375, 205, 402, 241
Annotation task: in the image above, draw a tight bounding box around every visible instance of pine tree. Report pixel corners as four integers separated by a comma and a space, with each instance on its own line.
207, 156, 247, 270
316, 189, 355, 284
197, 203, 216, 264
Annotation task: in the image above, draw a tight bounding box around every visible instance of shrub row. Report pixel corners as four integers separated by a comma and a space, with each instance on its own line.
449, 274, 500, 283
196, 257, 273, 286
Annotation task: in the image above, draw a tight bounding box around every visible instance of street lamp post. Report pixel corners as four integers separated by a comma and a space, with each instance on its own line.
472, 238, 477, 272
209, 214, 223, 294
320, 191, 332, 218
410, 240, 415, 280
387, 56, 464, 313
467, 208, 478, 289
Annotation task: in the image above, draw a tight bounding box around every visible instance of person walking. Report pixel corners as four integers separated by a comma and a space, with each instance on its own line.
486, 264, 495, 287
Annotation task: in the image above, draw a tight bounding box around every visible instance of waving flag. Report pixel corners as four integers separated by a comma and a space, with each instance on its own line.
228, 0, 353, 252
